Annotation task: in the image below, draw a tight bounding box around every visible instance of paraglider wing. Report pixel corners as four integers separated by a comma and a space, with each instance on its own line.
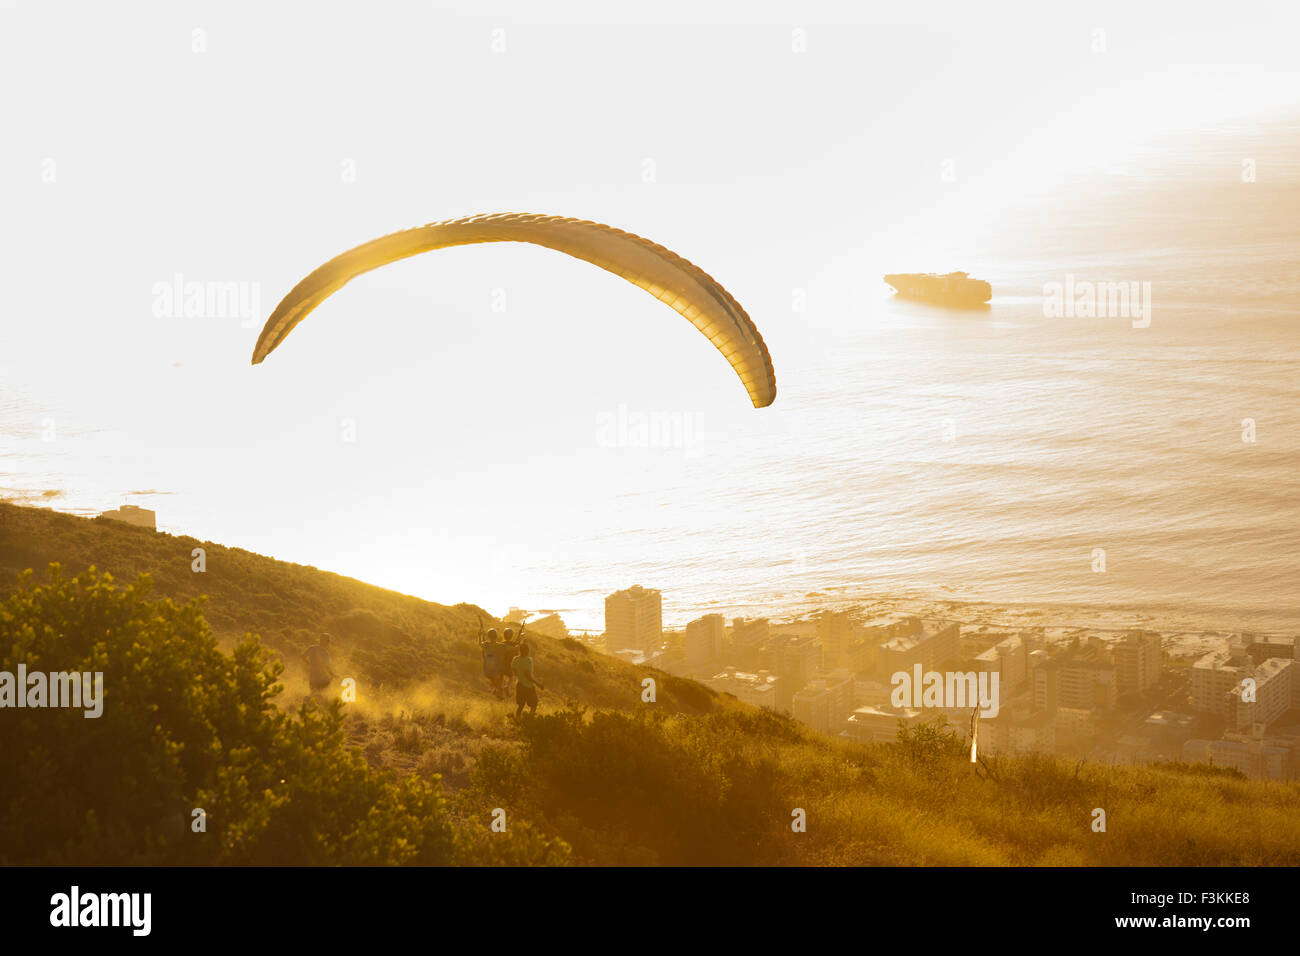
251, 213, 776, 408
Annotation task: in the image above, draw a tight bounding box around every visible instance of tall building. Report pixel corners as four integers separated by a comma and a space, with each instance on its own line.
773, 635, 822, 712
1113, 630, 1162, 697
1033, 663, 1056, 712
685, 613, 726, 676
604, 585, 663, 653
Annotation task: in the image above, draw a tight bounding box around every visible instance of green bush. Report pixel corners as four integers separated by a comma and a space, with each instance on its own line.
895, 714, 969, 765
0, 565, 509, 865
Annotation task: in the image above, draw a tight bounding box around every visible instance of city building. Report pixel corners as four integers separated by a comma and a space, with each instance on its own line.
706, 668, 779, 710
1234, 633, 1298, 665
792, 681, 832, 733
526, 613, 569, 640
793, 668, 857, 732
1113, 630, 1162, 697
1189, 641, 1297, 723
731, 617, 770, 647
1231, 658, 1294, 731
843, 704, 924, 744
877, 620, 960, 678
1007, 711, 1056, 755
977, 703, 1056, 757
1191, 647, 1251, 717
974, 633, 1029, 694
840, 639, 876, 675
685, 613, 726, 676
99, 505, 156, 530
1033, 648, 1116, 714
817, 611, 854, 668
1027, 648, 1049, 679
773, 635, 823, 712
499, 608, 568, 639
604, 585, 663, 653
853, 678, 893, 708
729, 617, 770, 670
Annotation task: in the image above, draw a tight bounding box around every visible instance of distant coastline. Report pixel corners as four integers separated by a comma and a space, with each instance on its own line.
8, 500, 1289, 652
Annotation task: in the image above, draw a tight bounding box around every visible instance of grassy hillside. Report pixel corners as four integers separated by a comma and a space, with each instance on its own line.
0, 502, 713, 715
3, 501, 1299, 866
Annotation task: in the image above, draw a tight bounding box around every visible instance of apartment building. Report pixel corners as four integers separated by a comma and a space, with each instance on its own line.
1034, 649, 1117, 714
1113, 630, 1162, 697
604, 585, 663, 653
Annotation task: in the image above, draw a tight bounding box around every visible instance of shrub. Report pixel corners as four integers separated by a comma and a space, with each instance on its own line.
504, 707, 793, 865
0, 566, 467, 865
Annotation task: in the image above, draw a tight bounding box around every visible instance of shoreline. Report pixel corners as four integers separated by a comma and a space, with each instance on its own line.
624, 591, 1296, 657
5, 501, 1293, 653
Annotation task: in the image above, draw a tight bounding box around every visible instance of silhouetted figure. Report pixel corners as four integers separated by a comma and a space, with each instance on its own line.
512, 641, 545, 718
304, 634, 336, 698
479, 622, 504, 698
499, 622, 525, 694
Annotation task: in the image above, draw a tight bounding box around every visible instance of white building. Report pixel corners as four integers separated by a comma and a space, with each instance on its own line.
1231, 658, 1294, 731
604, 585, 663, 653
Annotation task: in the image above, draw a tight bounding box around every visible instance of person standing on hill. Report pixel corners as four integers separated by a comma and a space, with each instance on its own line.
479, 623, 504, 698
511, 641, 545, 718
499, 622, 524, 695
304, 634, 337, 698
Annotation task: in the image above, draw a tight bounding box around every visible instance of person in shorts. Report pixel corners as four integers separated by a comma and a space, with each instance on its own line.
511, 641, 545, 718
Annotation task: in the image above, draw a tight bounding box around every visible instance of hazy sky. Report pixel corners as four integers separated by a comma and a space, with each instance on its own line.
2, 0, 1298, 616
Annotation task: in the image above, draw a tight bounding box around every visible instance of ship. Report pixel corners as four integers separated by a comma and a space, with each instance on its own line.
884, 271, 991, 306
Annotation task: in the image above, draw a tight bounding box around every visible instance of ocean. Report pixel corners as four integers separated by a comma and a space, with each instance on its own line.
3, 127, 1298, 635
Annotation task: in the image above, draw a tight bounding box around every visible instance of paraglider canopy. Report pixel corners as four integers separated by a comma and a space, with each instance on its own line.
251, 213, 776, 408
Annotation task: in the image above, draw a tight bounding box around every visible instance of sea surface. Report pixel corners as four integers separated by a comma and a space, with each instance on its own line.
3, 126, 1298, 635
